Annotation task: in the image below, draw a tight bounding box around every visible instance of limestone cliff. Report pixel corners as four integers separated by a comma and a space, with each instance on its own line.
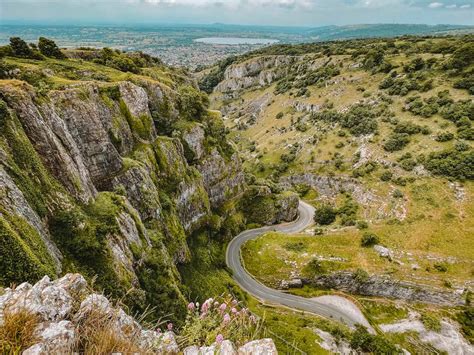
0, 54, 297, 323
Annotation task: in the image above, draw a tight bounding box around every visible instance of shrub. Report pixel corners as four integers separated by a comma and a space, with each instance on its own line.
404, 57, 425, 72
383, 133, 410, 152
38, 37, 65, 59
398, 153, 416, 171
314, 204, 337, 225
424, 148, 474, 180
450, 42, 474, 70
110, 56, 140, 73
276, 112, 284, 119
379, 75, 420, 96
380, 170, 393, 181
363, 48, 385, 69
435, 131, 454, 142
340, 104, 378, 136
394, 121, 423, 135
177, 85, 209, 121
360, 232, 380, 247
453, 74, 474, 94
337, 195, 359, 226
350, 325, 400, 354
433, 262, 448, 272
458, 127, 474, 140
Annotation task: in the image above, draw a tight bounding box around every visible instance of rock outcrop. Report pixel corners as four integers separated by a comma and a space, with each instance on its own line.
307, 271, 465, 306
0, 274, 277, 354
241, 186, 299, 225
214, 55, 296, 94
183, 338, 277, 355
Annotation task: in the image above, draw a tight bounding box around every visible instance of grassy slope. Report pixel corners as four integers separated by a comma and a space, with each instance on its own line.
213, 38, 473, 290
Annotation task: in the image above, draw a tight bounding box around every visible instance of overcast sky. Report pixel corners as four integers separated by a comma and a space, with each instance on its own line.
1, 0, 473, 26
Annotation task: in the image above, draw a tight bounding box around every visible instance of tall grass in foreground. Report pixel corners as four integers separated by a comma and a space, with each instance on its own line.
0, 308, 41, 354
177, 294, 263, 348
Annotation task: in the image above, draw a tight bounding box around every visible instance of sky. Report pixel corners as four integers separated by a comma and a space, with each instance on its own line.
1, 0, 473, 27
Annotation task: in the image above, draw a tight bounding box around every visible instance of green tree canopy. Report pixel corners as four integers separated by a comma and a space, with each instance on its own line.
38, 37, 65, 59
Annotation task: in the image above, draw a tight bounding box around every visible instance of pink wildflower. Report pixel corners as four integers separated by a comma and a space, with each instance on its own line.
201, 301, 210, 314
232, 299, 238, 306
167, 323, 173, 331
187, 302, 195, 311
249, 315, 256, 324
231, 307, 238, 314
219, 303, 227, 313
216, 334, 224, 344
223, 313, 231, 324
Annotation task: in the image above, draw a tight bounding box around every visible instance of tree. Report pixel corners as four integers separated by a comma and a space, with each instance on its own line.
38, 37, 64, 59
314, 204, 337, 225
9, 37, 33, 58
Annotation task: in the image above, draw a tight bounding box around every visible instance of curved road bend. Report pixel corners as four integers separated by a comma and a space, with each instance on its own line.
226, 200, 362, 327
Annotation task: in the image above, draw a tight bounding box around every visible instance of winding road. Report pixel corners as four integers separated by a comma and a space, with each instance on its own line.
226, 200, 364, 327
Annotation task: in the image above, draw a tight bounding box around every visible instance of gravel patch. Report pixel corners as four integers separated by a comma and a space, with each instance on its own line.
312, 295, 375, 333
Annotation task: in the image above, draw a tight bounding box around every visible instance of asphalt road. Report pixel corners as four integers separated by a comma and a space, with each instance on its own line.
226, 200, 363, 327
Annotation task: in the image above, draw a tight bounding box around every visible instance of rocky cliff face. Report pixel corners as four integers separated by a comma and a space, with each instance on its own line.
0, 61, 297, 322
306, 271, 465, 307
214, 55, 297, 95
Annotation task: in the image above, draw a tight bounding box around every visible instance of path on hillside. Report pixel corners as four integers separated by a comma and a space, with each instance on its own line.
226, 200, 370, 328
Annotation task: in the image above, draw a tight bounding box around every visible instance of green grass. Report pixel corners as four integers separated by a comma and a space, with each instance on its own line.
242, 176, 474, 289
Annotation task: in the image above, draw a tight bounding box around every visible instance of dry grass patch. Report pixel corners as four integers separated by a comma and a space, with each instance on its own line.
74, 307, 142, 354
0, 308, 41, 354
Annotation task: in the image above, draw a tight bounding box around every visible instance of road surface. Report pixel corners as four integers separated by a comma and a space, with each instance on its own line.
226, 200, 364, 327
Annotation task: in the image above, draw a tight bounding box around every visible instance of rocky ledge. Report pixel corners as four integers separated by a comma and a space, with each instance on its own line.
304, 271, 466, 307
0, 274, 277, 354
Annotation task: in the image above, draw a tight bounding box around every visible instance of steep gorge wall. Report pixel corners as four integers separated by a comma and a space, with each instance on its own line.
0, 75, 295, 321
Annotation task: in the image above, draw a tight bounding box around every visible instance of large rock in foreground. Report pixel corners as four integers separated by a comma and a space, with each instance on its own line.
0, 274, 277, 354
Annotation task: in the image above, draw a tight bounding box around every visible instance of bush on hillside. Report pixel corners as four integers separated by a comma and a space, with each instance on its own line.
424, 148, 474, 180
383, 133, 410, 152
314, 204, 337, 225
350, 325, 401, 354
449, 42, 474, 70
38, 37, 65, 59
435, 131, 454, 142
360, 232, 380, 247
9, 37, 39, 59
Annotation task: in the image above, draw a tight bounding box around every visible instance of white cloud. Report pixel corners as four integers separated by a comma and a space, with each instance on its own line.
445, 4, 456, 8
459, 3, 471, 8
428, 2, 444, 8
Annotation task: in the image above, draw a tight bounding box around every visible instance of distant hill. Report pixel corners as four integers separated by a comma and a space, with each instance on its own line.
304, 24, 474, 40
